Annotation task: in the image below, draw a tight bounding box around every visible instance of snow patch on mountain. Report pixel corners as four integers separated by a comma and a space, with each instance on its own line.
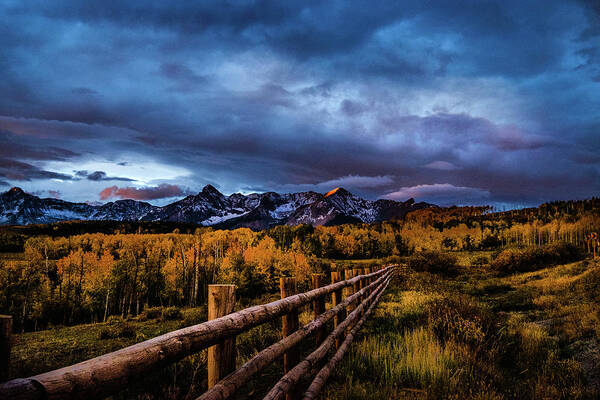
201, 211, 249, 226
0, 186, 434, 228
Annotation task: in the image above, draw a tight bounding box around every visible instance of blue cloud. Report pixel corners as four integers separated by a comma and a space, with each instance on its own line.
0, 0, 597, 206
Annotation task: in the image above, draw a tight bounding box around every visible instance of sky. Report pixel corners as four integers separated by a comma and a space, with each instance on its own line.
0, 0, 598, 208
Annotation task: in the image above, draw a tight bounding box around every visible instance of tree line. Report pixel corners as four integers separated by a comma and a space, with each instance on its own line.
0, 224, 399, 331
401, 199, 600, 252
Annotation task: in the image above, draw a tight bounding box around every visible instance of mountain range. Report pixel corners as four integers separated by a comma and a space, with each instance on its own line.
0, 186, 433, 229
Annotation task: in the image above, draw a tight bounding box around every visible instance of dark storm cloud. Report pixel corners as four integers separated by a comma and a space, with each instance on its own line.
575, 0, 600, 41
340, 100, 368, 117
377, 112, 554, 152
160, 63, 206, 83
76, 170, 135, 182
88, 171, 134, 182
0, 1, 598, 206
0, 159, 72, 181
159, 62, 208, 93
0, 130, 79, 182
0, 130, 79, 161
572, 151, 600, 165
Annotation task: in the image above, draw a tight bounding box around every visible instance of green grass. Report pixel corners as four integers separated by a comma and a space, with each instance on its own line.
9, 304, 291, 399
10, 308, 205, 379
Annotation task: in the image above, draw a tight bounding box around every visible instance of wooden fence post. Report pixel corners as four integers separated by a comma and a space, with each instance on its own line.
343, 269, 355, 314
280, 277, 299, 400
353, 268, 362, 304
280, 279, 298, 369
1, 315, 12, 383
346, 269, 360, 336
330, 272, 344, 349
312, 275, 326, 345
359, 268, 367, 291
207, 285, 236, 389
353, 269, 361, 292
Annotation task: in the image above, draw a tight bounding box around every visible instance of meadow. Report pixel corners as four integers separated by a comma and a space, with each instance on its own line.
324, 254, 600, 399
6, 250, 600, 399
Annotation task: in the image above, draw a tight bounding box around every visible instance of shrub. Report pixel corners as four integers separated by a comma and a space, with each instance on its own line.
557, 303, 600, 341
182, 308, 207, 326
491, 243, 583, 274
486, 283, 513, 294
504, 314, 585, 398
384, 255, 402, 265
407, 250, 458, 274
161, 307, 183, 321
471, 255, 489, 267
494, 289, 535, 312
98, 326, 114, 339
569, 264, 600, 303
106, 315, 124, 325
237, 324, 281, 360
473, 282, 513, 296
140, 307, 163, 320
427, 295, 494, 347
480, 235, 502, 249
98, 321, 136, 339
117, 322, 136, 338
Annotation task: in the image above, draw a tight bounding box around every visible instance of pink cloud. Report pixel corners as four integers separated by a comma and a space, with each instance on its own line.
100, 184, 188, 201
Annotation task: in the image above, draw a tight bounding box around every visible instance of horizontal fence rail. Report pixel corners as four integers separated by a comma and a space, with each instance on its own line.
301, 279, 388, 400
198, 270, 393, 400
0, 265, 397, 400
263, 274, 393, 400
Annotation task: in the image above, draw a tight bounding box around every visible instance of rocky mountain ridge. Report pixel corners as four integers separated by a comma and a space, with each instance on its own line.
0, 185, 433, 229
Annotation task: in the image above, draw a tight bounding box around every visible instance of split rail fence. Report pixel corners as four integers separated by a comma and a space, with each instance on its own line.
0, 265, 397, 400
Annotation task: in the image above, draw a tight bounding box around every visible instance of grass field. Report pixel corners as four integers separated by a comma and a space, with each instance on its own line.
6, 255, 600, 399
323, 257, 600, 399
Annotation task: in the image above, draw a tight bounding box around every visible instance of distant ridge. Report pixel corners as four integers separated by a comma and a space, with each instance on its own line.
0, 186, 433, 229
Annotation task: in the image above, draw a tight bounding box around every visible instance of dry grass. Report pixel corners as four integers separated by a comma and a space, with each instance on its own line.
8, 256, 600, 399
452, 250, 495, 268
323, 286, 477, 399
346, 327, 460, 387
325, 257, 597, 399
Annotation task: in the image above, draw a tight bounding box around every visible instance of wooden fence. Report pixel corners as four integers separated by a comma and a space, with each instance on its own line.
0, 265, 397, 400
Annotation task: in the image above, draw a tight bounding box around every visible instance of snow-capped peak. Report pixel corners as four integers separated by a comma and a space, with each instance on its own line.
0, 186, 433, 229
